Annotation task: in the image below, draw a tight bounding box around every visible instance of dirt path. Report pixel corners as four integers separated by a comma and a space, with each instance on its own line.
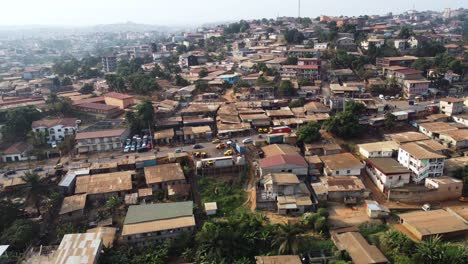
223, 88, 235, 102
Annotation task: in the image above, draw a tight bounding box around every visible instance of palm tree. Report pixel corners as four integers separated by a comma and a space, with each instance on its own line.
416, 235, 446, 264
21, 171, 47, 215
273, 223, 304, 254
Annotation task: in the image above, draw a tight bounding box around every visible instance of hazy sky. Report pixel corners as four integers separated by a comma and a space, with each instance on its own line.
1, 0, 466, 26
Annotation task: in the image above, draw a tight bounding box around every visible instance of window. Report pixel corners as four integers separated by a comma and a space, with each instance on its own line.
398, 176, 402, 180
347, 170, 351, 174
57, 129, 62, 132
287, 169, 292, 173
336, 171, 339, 175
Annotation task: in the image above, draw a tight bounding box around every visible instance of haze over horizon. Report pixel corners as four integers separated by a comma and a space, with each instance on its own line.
1, 0, 466, 27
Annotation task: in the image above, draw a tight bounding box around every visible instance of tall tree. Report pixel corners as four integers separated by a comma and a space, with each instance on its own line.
273, 223, 303, 254
21, 171, 47, 215
297, 122, 321, 144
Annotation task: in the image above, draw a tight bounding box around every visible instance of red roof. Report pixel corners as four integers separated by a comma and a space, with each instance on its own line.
76, 128, 128, 140
259, 154, 307, 168
3, 142, 29, 155
32, 118, 77, 129
104, 92, 134, 100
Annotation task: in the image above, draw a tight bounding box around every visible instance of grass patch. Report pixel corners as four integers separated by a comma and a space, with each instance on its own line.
198, 176, 246, 216
358, 222, 388, 241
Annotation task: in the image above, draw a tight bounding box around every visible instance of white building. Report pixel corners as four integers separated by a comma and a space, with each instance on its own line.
439, 98, 465, 116
365, 158, 411, 192
397, 142, 445, 183
32, 118, 78, 146
358, 141, 399, 158
320, 153, 364, 176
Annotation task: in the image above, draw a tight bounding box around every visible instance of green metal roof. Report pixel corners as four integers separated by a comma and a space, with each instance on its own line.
124, 201, 193, 225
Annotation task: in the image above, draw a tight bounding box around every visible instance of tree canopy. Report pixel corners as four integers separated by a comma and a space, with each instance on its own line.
278, 80, 295, 97
297, 122, 322, 144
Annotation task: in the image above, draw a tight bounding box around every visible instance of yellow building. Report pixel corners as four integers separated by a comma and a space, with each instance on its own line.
104, 92, 134, 109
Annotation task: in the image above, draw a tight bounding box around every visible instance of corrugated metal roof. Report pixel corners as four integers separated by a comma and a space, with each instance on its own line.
124, 201, 193, 225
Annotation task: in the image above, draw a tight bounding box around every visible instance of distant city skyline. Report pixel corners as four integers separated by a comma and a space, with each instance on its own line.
1, 0, 466, 26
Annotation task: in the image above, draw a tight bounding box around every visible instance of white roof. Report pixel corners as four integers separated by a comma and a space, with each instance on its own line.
0, 245, 9, 257
204, 202, 217, 211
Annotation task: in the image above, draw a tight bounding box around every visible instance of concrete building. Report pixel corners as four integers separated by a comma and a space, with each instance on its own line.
312, 176, 369, 203
75, 171, 134, 201
258, 154, 308, 176
358, 141, 399, 158
418, 122, 458, 139
32, 118, 78, 145
121, 201, 195, 246
104, 92, 134, 109
403, 79, 430, 99
59, 194, 87, 222
320, 153, 364, 176
365, 158, 411, 192
399, 208, 468, 241
389, 177, 462, 203
439, 98, 465, 116
102, 55, 117, 72
144, 163, 186, 190
1, 141, 35, 162
258, 173, 312, 215
75, 128, 129, 153
397, 142, 446, 183
439, 129, 468, 149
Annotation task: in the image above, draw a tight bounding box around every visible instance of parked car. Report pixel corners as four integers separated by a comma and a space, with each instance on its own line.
33, 167, 43, 172
130, 145, 136, 152
242, 138, 253, 144
193, 144, 204, 149
216, 143, 226, 149
54, 163, 63, 170
224, 149, 234, 156
51, 141, 57, 148
4, 170, 16, 176
211, 138, 221, 144
422, 203, 431, 211
194, 152, 201, 157
175, 148, 185, 153
201, 152, 208, 158
124, 146, 130, 153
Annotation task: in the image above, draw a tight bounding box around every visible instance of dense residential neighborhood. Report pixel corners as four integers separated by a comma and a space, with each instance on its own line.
0, 4, 467, 264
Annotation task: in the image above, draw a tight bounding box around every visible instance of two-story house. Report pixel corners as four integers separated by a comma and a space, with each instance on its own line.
32, 118, 78, 146
397, 142, 446, 183
258, 173, 312, 215
365, 158, 411, 193
75, 128, 129, 153
121, 201, 195, 247
403, 79, 431, 99
439, 98, 465, 116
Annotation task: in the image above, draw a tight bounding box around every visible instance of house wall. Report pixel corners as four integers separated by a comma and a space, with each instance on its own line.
389, 185, 461, 203
326, 167, 362, 176
34, 124, 77, 144
365, 165, 411, 192
359, 148, 393, 158
397, 148, 444, 182
260, 165, 308, 176
453, 116, 468, 126
122, 225, 195, 247
440, 101, 464, 116
105, 97, 134, 109
59, 209, 85, 222
2, 152, 35, 162
439, 134, 468, 149
148, 179, 186, 191
76, 133, 129, 153
327, 190, 368, 201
